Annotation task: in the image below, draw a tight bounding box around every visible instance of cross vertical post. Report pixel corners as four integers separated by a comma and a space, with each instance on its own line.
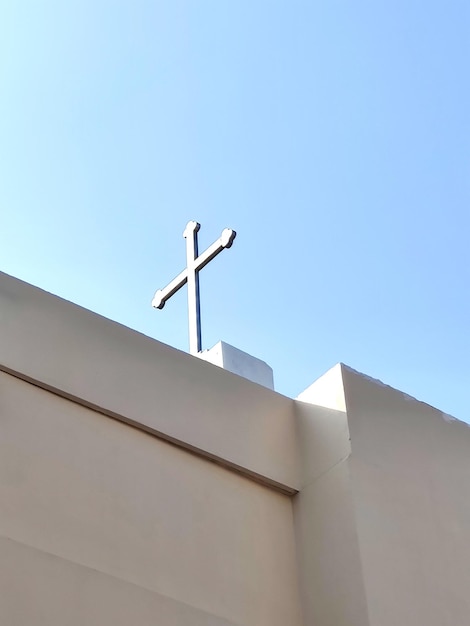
183, 221, 202, 355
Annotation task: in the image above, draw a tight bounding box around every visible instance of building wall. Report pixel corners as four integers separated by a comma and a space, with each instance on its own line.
0, 372, 303, 626
3, 272, 470, 626
0, 271, 299, 494
342, 366, 470, 626
293, 366, 371, 626
293, 364, 470, 626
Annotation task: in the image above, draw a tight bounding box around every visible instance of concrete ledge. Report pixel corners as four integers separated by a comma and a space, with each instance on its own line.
0, 272, 299, 494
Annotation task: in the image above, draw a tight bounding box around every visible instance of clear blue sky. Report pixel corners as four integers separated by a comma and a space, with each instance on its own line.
1, 1, 469, 420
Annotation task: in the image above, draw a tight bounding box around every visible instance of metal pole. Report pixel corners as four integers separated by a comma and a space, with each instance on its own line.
183, 221, 202, 354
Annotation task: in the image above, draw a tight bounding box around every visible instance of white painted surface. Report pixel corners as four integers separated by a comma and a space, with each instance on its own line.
297, 363, 346, 412
198, 341, 275, 390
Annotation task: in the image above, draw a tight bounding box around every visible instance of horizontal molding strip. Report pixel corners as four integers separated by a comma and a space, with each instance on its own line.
0, 363, 297, 496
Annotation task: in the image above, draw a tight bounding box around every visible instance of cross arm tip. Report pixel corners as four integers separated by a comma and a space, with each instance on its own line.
221, 228, 236, 248
151, 290, 166, 309
183, 220, 201, 238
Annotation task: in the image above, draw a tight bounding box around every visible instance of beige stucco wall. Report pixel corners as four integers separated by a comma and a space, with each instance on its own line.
342, 365, 470, 626
0, 271, 299, 494
294, 364, 470, 626
2, 272, 470, 626
0, 371, 303, 626
293, 366, 371, 626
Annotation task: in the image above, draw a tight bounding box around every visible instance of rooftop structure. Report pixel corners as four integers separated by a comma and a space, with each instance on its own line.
1, 270, 469, 626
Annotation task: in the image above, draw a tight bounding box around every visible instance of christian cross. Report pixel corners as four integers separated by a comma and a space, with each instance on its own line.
152, 221, 236, 355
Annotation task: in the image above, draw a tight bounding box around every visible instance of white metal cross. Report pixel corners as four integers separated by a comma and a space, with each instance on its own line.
152, 221, 236, 355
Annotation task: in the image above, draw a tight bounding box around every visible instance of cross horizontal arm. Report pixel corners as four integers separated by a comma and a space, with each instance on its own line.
151, 227, 236, 315
194, 228, 236, 272
152, 268, 188, 309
